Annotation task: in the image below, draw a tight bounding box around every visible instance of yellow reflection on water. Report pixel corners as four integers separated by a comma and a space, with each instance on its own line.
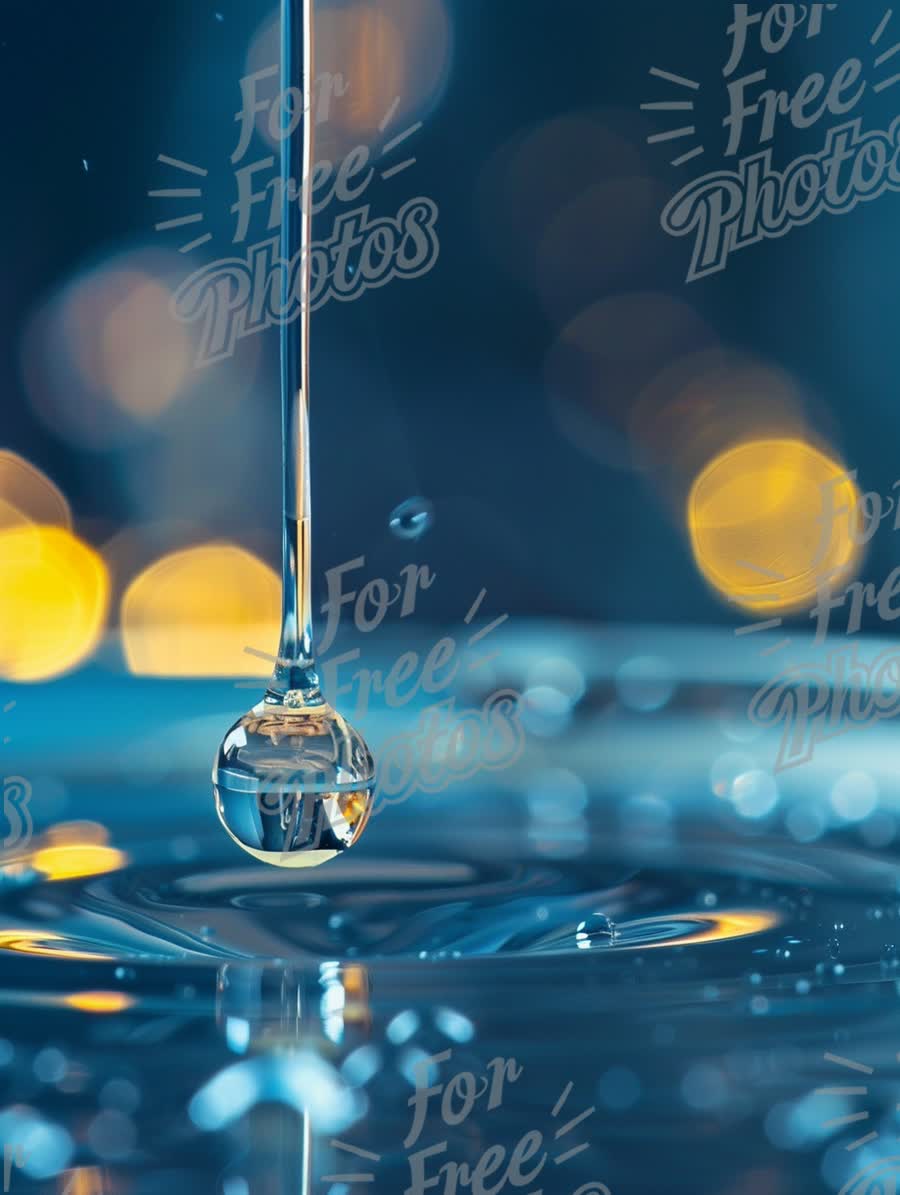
121, 543, 280, 677
12, 822, 128, 882
625, 910, 779, 950
31, 843, 127, 883
0, 526, 109, 680
64, 991, 136, 1014
0, 931, 108, 960
687, 438, 861, 614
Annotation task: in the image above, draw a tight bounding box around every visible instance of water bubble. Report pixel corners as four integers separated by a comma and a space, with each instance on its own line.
114, 966, 136, 982
33, 1047, 67, 1084
786, 803, 826, 844
525, 656, 586, 705
615, 655, 676, 713
389, 497, 434, 541
732, 770, 779, 819
400, 1047, 436, 1087
576, 912, 617, 949
830, 771, 879, 822
709, 752, 756, 799
386, 1010, 420, 1046
434, 1008, 475, 1044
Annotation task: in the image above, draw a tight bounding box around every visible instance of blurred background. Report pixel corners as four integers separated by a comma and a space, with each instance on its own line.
0, 0, 895, 676
5, 9, 900, 1195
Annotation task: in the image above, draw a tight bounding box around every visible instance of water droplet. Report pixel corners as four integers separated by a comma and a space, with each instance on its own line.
615, 655, 676, 713
575, 912, 617, 949
389, 497, 434, 541
114, 966, 135, 982
827, 938, 841, 959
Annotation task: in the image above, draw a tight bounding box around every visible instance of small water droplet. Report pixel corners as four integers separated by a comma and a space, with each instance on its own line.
575, 912, 617, 949
114, 966, 136, 982
389, 497, 434, 541
827, 937, 841, 959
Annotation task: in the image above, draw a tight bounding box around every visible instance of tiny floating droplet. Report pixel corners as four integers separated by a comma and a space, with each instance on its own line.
575, 912, 617, 950
390, 497, 434, 541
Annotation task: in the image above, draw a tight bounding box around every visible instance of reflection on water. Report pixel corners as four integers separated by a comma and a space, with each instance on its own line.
4, 627, 900, 1194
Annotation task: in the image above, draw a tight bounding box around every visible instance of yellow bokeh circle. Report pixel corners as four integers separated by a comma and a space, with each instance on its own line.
121, 543, 280, 677
0, 526, 109, 680
687, 438, 862, 614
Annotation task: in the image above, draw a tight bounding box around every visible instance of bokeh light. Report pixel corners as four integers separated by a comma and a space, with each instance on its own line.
478, 110, 653, 292
246, 0, 452, 159
0, 526, 110, 681
22, 249, 195, 449
63, 992, 136, 1014
121, 543, 280, 677
0, 452, 71, 532
28, 823, 127, 882
687, 438, 862, 614
546, 292, 717, 470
